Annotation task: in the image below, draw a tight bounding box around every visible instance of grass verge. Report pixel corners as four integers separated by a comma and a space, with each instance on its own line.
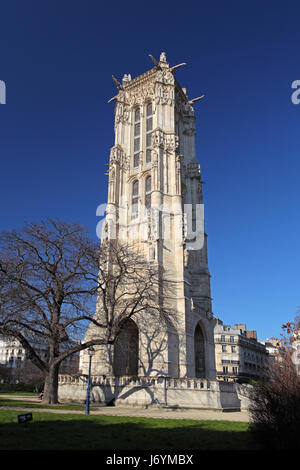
0, 396, 87, 411
0, 409, 256, 450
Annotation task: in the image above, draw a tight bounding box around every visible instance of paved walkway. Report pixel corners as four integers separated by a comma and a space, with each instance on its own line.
0, 395, 250, 422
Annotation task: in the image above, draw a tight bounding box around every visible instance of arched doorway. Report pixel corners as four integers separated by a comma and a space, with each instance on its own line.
194, 322, 206, 378
113, 320, 139, 376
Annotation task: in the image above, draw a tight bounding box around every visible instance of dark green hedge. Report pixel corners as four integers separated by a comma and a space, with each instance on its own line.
0, 381, 44, 393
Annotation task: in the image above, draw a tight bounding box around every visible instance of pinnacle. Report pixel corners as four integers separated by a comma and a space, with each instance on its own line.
159, 52, 167, 63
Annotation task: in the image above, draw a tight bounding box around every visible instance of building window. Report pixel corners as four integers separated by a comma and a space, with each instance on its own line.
231, 346, 236, 353
222, 345, 227, 352
145, 176, 151, 211
223, 366, 228, 374
221, 335, 225, 342
230, 336, 234, 343
146, 103, 152, 164
132, 180, 139, 219
222, 359, 230, 364
134, 108, 140, 168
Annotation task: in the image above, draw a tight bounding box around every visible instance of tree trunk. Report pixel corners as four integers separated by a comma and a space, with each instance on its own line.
42, 364, 60, 404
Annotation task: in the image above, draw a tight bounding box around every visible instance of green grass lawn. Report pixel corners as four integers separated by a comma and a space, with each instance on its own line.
0, 393, 257, 451
0, 396, 88, 411
0, 392, 38, 396
0, 409, 257, 450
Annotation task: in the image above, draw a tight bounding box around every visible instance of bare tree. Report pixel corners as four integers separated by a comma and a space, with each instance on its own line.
249, 314, 300, 449
0, 219, 174, 403
92, 239, 173, 343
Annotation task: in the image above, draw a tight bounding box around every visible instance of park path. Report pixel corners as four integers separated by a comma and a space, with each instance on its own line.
0, 395, 250, 422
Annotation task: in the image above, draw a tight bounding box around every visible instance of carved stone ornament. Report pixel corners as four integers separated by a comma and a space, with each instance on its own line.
156, 70, 174, 86
155, 83, 175, 105
165, 134, 179, 152
127, 82, 155, 107
175, 88, 194, 116
151, 129, 179, 152
160, 51, 167, 62
151, 129, 165, 148
182, 117, 196, 136
185, 162, 201, 179
115, 103, 130, 124
175, 154, 183, 193
105, 203, 116, 215
183, 102, 195, 116
109, 145, 129, 172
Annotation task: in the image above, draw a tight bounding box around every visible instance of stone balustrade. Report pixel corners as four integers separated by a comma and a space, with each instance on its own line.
58, 374, 218, 389
58, 374, 242, 410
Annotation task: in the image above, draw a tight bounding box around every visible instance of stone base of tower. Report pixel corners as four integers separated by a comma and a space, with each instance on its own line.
58, 375, 241, 411
79, 305, 218, 381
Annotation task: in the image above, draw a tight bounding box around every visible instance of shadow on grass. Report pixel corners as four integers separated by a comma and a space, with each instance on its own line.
0, 411, 258, 451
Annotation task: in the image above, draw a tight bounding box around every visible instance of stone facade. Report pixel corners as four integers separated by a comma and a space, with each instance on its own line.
80, 52, 217, 382
214, 320, 268, 382
58, 374, 241, 410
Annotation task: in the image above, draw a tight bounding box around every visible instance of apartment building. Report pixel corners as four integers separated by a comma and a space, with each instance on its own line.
0, 334, 79, 382
214, 319, 269, 382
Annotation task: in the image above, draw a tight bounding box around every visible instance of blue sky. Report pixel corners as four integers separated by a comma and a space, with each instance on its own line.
0, 0, 299, 340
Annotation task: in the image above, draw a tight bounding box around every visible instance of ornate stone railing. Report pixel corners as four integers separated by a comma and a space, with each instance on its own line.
58, 374, 234, 392
58, 374, 240, 410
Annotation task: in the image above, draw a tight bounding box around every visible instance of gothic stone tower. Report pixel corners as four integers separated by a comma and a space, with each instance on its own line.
81, 52, 217, 380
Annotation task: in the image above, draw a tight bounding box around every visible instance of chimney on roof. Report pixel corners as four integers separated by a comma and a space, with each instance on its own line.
234, 324, 247, 332
246, 330, 257, 341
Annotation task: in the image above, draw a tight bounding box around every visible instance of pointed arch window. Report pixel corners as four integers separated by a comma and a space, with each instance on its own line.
134, 108, 140, 169
113, 319, 139, 376
146, 103, 152, 164
132, 180, 139, 219
145, 175, 151, 211
109, 167, 115, 203
194, 322, 206, 378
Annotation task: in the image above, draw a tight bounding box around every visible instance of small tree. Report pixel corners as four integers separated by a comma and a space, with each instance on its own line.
0, 219, 173, 404
249, 313, 300, 449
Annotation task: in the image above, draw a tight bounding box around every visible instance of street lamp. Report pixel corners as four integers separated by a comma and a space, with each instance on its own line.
85, 346, 95, 415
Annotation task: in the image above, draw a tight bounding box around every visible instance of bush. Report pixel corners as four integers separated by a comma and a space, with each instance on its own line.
249, 357, 300, 449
